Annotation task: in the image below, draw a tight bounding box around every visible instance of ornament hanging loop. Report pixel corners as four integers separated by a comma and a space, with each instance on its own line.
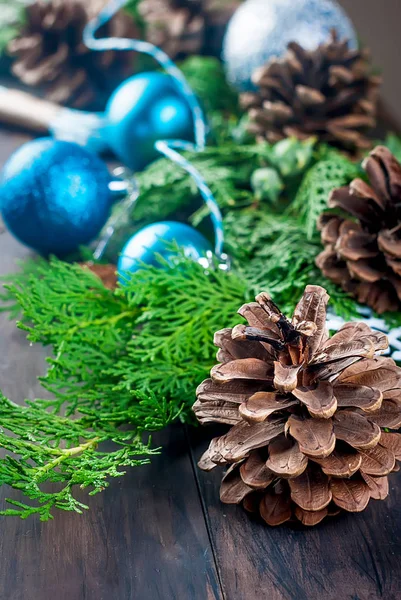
94, 167, 140, 260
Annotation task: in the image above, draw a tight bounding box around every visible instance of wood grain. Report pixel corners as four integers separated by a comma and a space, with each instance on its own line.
189, 423, 401, 600
0, 130, 222, 600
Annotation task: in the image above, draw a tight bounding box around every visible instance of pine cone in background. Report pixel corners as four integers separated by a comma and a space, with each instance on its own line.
81, 263, 118, 290
139, 0, 239, 59
194, 285, 401, 526
140, 0, 204, 58
240, 30, 381, 155
317, 146, 401, 314
8, 0, 138, 108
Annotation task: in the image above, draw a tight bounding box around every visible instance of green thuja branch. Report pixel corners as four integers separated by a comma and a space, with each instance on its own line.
291, 150, 361, 239
111, 255, 251, 403
1, 256, 249, 518
0, 392, 168, 520
1, 253, 249, 418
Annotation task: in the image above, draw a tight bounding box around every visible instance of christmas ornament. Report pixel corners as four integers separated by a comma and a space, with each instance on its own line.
194, 285, 401, 526
8, 0, 138, 109
223, 0, 358, 92
106, 72, 195, 172
316, 146, 401, 314
0, 138, 112, 255
117, 221, 212, 278
241, 31, 380, 155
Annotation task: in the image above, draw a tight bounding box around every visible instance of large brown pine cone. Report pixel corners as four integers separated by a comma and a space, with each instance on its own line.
316, 146, 401, 314
194, 285, 401, 527
8, 0, 138, 108
240, 30, 381, 155
139, 0, 239, 59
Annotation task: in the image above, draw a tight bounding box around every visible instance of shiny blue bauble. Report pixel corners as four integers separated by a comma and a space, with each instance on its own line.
117, 221, 212, 279
223, 0, 358, 91
106, 72, 194, 172
0, 138, 112, 256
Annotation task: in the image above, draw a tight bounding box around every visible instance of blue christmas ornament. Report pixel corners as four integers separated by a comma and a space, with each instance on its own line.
106, 72, 194, 172
117, 221, 212, 279
223, 0, 358, 91
0, 138, 112, 256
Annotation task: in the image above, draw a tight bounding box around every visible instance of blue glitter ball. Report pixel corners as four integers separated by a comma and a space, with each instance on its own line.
223, 0, 358, 91
117, 221, 212, 279
0, 138, 112, 255
106, 72, 194, 172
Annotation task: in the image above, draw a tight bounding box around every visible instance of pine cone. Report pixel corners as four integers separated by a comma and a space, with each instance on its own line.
240, 30, 381, 155
194, 285, 401, 527
81, 262, 117, 290
140, 0, 204, 59
316, 146, 401, 314
8, 0, 138, 108
139, 0, 238, 59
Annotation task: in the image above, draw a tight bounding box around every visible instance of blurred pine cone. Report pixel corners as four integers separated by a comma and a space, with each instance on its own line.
139, 0, 239, 59
241, 30, 381, 155
317, 146, 401, 314
81, 262, 117, 290
194, 285, 401, 526
8, 0, 138, 108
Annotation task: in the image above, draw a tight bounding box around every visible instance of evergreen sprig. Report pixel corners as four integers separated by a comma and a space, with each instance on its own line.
0, 393, 165, 520
4, 256, 250, 417
0, 254, 250, 517
291, 151, 362, 239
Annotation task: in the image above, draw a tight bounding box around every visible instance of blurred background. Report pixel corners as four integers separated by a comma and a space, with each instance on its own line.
340, 0, 401, 124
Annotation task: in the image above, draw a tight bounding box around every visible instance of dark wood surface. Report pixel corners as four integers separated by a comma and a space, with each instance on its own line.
1, 128, 401, 600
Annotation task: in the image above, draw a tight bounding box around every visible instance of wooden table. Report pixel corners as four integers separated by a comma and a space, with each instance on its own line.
1, 128, 401, 600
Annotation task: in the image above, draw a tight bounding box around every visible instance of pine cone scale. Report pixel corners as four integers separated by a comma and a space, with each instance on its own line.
330, 478, 370, 512
288, 466, 332, 512
361, 472, 388, 500
240, 450, 275, 488
194, 285, 401, 526
312, 448, 362, 478
358, 445, 395, 476
265, 436, 307, 478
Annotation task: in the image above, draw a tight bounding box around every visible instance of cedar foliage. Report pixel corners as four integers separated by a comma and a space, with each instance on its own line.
0, 255, 249, 518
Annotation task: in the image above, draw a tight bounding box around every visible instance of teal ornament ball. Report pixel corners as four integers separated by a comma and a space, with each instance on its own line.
223, 0, 358, 91
118, 221, 212, 279
0, 138, 112, 255
106, 72, 194, 172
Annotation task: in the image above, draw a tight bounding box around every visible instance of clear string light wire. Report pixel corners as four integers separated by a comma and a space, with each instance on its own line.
93, 167, 140, 260
84, 0, 224, 259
